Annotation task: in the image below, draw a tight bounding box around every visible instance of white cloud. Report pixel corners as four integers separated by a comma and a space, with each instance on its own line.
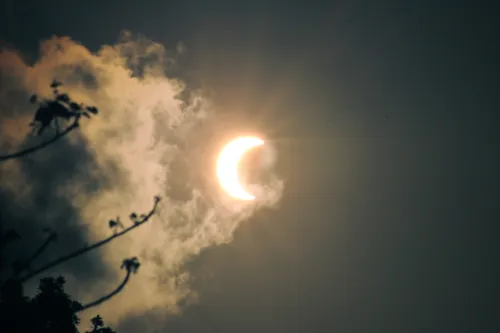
0, 31, 283, 328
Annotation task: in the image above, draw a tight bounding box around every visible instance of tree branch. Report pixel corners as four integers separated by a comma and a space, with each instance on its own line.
12, 234, 56, 278
20, 197, 160, 283
0, 121, 79, 163
76, 270, 131, 313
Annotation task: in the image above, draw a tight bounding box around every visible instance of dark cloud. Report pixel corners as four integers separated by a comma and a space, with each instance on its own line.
0, 75, 115, 287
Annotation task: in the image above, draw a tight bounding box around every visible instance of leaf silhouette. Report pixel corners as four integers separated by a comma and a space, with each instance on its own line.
86, 106, 99, 114
121, 257, 140, 274
50, 79, 63, 88
69, 102, 82, 111
56, 93, 71, 103
108, 220, 117, 228
91, 315, 104, 329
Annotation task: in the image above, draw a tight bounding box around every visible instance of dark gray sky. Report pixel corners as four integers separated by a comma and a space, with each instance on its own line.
1, 1, 499, 332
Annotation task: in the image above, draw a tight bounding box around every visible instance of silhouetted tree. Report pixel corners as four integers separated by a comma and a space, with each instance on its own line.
0, 196, 160, 333
0, 275, 116, 333
0, 195, 161, 332
0, 80, 99, 162
19, 196, 160, 284
88, 315, 116, 333
77, 257, 141, 313
0, 81, 162, 332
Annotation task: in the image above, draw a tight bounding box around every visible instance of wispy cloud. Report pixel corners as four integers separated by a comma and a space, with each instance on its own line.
0, 31, 283, 328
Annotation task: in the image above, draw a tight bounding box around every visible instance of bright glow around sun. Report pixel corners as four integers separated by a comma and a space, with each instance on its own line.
216, 136, 264, 201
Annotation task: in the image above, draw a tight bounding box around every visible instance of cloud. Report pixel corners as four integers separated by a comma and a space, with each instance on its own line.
0, 31, 283, 329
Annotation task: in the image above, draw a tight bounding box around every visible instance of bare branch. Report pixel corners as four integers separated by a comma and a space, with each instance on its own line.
76, 270, 131, 313
20, 197, 161, 283
0, 120, 79, 163
76, 257, 140, 313
0, 228, 21, 249
12, 232, 57, 278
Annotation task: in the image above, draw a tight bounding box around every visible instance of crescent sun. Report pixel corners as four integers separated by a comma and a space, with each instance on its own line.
216, 136, 264, 201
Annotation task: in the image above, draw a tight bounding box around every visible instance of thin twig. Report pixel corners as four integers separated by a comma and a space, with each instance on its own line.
76, 270, 131, 313
20, 198, 160, 283
0, 121, 79, 163
12, 235, 56, 278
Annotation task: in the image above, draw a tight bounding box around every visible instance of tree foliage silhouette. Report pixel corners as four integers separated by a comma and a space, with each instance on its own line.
0, 197, 160, 333
0, 276, 116, 333
89, 314, 116, 333
0, 80, 99, 163
0, 81, 162, 332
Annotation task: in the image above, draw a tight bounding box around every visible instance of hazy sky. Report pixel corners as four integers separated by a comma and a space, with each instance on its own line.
1, 1, 499, 332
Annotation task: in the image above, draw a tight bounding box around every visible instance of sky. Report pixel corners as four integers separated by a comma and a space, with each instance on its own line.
1, 1, 499, 332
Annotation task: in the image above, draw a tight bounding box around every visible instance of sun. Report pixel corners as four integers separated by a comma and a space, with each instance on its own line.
216, 136, 264, 200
